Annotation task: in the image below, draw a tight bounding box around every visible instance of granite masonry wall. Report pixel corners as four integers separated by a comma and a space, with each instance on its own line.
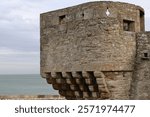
40, 1, 150, 99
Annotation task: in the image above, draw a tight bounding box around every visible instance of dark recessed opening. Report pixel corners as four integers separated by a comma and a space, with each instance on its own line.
142, 52, 150, 60
56, 72, 62, 78
144, 53, 148, 58
140, 10, 145, 31
82, 13, 84, 17
59, 15, 66, 24
123, 20, 135, 31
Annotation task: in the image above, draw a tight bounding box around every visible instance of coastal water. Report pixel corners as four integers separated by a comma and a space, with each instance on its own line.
0, 74, 58, 95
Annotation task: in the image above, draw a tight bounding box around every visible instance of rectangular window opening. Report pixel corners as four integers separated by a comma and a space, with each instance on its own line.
140, 10, 145, 31
59, 15, 66, 24
123, 20, 135, 32
142, 51, 150, 60
144, 53, 148, 58
82, 13, 84, 18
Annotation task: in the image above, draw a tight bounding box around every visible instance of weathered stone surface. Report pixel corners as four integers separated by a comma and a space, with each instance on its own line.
40, 1, 140, 73
40, 1, 150, 100
131, 32, 150, 99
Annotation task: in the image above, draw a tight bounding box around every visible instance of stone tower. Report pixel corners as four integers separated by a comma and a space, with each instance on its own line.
40, 1, 150, 99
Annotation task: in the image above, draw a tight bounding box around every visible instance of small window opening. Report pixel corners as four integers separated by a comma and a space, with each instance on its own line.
144, 53, 148, 58
82, 13, 84, 17
59, 15, 66, 24
140, 10, 144, 31
123, 20, 135, 31
142, 52, 150, 60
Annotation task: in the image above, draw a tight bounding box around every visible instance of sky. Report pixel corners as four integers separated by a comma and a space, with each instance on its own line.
0, 0, 150, 74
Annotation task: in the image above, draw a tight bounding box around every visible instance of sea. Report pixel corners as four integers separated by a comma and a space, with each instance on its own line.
0, 74, 58, 95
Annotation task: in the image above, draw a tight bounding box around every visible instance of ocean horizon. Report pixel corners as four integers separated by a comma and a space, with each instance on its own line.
0, 74, 58, 95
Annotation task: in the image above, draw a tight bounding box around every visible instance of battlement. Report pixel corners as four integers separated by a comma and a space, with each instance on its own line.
41, 1, 144, 31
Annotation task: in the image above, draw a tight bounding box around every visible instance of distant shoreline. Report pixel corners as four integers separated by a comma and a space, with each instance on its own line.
0, 74, 40, 75
0, 95, 65, 100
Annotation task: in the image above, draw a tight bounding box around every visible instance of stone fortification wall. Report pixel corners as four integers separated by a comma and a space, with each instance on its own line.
41, 1, 143, 74
40, 1, 146, 99
131, 32, 150, 99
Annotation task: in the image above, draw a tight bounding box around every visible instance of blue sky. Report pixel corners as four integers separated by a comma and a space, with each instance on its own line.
0, 0, 150, 74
